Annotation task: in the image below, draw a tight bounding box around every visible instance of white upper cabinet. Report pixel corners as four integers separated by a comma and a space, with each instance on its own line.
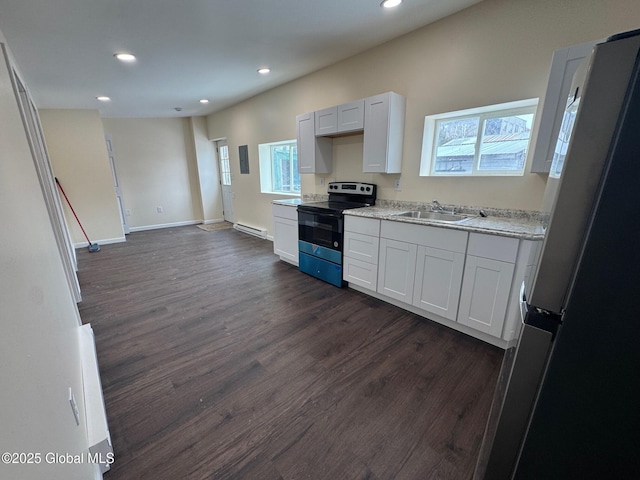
315, 106, 338, 136
337, 99, 365, 133
315, 99, 365, 136
297, 112, 332, 174
363, 92, 406, 173
530, 39, 598, 173
297, 92, 405, 174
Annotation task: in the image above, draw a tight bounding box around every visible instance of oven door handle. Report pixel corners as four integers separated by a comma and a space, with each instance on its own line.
297, 208, 342, 219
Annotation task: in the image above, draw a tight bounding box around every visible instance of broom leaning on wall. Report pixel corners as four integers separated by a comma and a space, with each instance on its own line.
55, 177, 100, 252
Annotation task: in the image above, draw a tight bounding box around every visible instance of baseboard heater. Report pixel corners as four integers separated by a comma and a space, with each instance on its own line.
233, 222, 267, 239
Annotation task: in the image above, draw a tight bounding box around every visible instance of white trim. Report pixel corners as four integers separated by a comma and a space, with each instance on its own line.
420, 98, 538, 177
258, 139, 301, 196
128, 220, 201, 232
73, 237, 126, 249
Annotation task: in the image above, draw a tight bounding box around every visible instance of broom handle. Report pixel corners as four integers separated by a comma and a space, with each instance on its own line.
55, 177, 92, 245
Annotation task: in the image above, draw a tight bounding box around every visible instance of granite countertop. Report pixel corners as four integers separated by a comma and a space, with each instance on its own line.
274, 196, 545, 240
344, 204, 545, 240
272, 198, 304, 206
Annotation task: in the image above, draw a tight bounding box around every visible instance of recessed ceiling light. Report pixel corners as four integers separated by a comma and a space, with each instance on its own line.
381, 0, 402, 7
96, 96, 111, 101
114, 53, 136, 62
257, 67, 271, 75
199, 99, 209, 104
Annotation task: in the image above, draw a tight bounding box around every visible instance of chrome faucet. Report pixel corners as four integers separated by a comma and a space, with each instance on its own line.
431, 199, 445, 212
431, 199, 455, 214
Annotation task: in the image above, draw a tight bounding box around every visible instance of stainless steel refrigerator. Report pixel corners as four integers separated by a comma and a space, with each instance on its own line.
474, 28, 640, 479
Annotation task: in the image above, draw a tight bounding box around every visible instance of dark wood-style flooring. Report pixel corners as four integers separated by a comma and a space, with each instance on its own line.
76, 225, 503, 480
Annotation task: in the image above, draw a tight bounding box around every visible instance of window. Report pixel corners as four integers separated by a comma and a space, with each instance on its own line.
219, 144, 231, 185
259, 140, 301, 195
420, 98, 538, 177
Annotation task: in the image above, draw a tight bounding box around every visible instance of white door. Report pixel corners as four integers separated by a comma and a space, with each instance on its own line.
105, 135, 129, 234
217, 140, 233, 222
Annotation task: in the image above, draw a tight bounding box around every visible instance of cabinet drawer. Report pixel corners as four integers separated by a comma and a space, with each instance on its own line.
467, 233, 519, 263
272, 203, 298, 221
343, 257, 377, 291
344, 231, 379, 264
380, 220, 467, 253
344, 216, 380, 236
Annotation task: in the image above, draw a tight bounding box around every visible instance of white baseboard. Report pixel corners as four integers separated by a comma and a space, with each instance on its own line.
128, 220, 200, 232
73, 236, 126, 249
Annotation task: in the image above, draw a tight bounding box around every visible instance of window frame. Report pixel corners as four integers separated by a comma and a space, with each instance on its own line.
419, 98, 539, 177
258, 139, 301, 196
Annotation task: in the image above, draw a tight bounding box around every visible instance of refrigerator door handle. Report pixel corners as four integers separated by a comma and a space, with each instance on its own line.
519, 281, 527, 324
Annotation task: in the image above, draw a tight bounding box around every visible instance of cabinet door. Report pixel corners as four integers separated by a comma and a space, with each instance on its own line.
530, 40, 598, 173
458, 256, 515, 337
363, 92, 405, 173
377, 238, 416, 304
296, 112, 331, 174
273, 217, 299, 265
413, 246, 465, 321
338, 100, 365, 133
315, 106, 338, 136
363, 93, 390, 173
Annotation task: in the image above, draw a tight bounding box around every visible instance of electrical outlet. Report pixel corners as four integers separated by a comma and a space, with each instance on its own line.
69, 388, 80, 426
125, 209, 131, 216
395, 178, 402, 191
156, 206, 163, 213
319, 177, 325, 187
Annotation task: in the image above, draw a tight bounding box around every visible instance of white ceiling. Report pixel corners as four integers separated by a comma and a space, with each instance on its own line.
0, 0, 481, 118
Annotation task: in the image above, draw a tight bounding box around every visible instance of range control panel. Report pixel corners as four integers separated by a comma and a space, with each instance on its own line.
327, 182, 376, 196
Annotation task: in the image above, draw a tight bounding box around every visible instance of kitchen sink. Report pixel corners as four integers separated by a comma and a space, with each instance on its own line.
392, 210, 474, 223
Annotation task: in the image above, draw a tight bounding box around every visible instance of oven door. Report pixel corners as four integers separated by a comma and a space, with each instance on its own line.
297, 208, 343, 251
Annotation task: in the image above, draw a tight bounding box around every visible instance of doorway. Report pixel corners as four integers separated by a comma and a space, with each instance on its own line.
216, 140, 234, 223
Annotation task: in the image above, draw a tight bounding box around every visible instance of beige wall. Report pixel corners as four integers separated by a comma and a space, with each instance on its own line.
207, 0, 640, 236
39, 109, 125, 245
1, 37, 93, 480
101, 117, 204, 230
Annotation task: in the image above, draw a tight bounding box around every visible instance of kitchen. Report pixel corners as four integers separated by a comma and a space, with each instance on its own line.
2, 0, 640, 479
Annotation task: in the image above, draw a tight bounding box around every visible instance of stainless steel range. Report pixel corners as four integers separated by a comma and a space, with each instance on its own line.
297, 182, 376, 287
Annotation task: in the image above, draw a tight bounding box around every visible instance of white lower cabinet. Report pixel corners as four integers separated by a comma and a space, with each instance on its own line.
343, 216, 380, 292
377, 238, 417, 303
344, 216, 532, 347
272, 203, 299, 266
458, 256, 515, 336
413, 246, 465, 321
457, 233, 519, 337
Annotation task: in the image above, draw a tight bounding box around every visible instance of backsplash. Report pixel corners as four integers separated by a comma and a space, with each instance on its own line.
302, 194, 544, 222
